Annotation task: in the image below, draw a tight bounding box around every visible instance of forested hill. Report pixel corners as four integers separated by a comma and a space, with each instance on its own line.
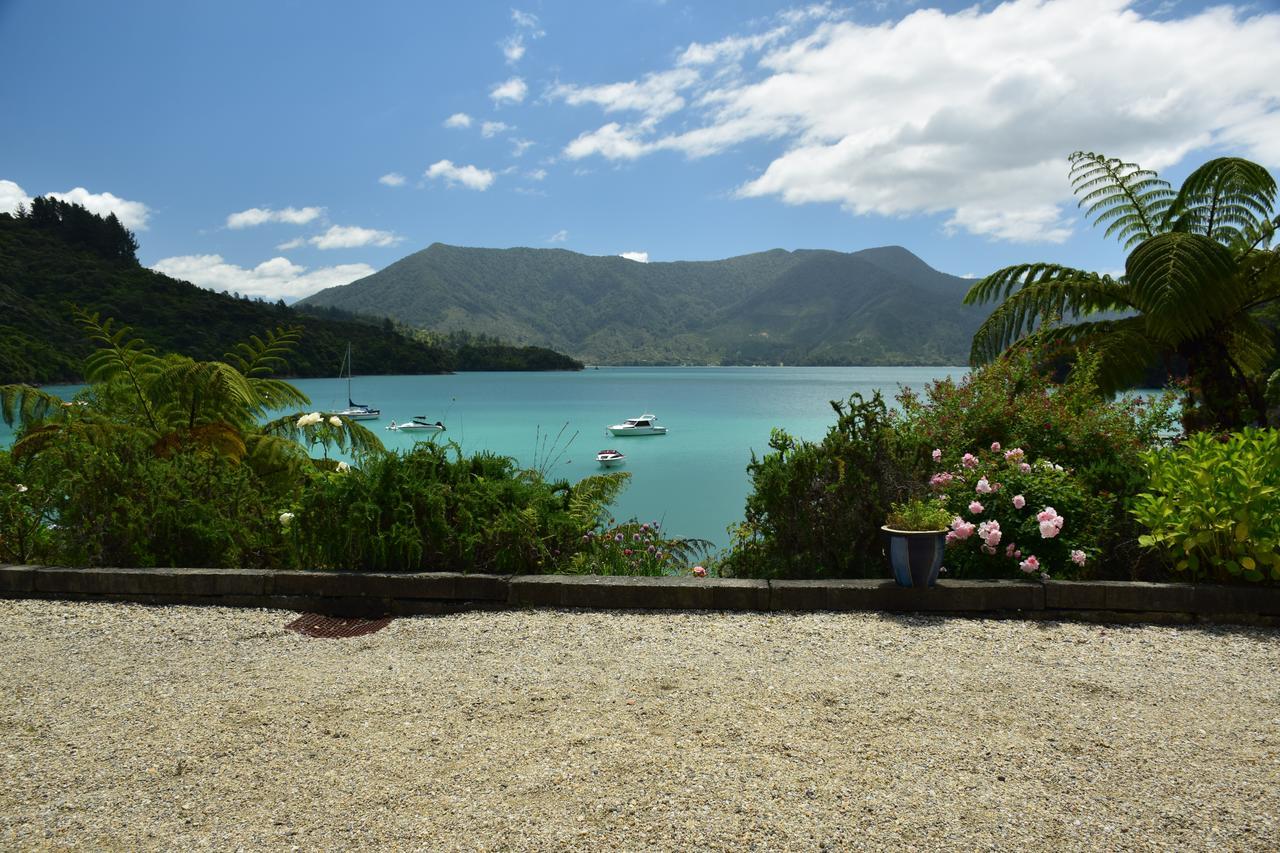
0, 206, 580, 385
298, 242, 991, 365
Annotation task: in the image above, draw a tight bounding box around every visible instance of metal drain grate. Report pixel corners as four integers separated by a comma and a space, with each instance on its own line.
285, 613, 392, 639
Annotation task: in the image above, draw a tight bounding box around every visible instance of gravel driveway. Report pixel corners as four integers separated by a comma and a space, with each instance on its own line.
1, 599, 1277, 851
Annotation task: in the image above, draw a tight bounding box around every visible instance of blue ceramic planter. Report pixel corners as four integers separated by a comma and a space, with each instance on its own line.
881, 526, 946, 587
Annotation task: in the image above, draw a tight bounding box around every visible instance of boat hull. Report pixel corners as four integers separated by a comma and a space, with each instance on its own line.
606, 426, 667, 437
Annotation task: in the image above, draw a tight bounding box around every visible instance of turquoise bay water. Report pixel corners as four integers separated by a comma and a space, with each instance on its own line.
299, 366, 965, 548
17, 367, 963, 549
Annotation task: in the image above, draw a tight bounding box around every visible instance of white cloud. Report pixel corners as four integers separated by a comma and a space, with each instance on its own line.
276, 237, 305, 250
511, 138, 535, 157
502, 35, 526, 64
548, 229, 568, 242
0, 179, 32, 214
555, 0, 1280, 243
512, 9, 541, 31
151, 254, 376, 301
619, 251, 649, 263
481, 120, 512, 138
308, 225, 400, 250
552, 68, 699, 121
424, 160, 496, 191
378, 172, 406, 187
490, 76, 528, 105
444, 112, 473, 129
48, 187, 151, 230
226, 206, 323, 229
526, 168, 547, 181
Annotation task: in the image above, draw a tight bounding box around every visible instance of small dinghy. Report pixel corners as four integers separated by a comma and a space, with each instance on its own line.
387, 416, 446, 432
595, 449, 626, 468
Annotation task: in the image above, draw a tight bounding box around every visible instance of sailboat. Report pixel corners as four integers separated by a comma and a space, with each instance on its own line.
328, 343, 380, 421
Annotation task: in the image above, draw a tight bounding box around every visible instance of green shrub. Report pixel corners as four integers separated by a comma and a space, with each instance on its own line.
885, 497, 951, 532
930, 444, 1104, 579
285, 441, 635, 574
566, 520, 710, 576
894, 350, 1178, 578
720, 393, 915, 579
1133, 429, 1280, 582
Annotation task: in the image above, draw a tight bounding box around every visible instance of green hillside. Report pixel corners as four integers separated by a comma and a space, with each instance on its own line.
297, 242, 990, 365
0, 207, 581, 384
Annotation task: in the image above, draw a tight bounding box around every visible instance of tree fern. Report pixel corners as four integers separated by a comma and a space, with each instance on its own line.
1164, 157, 1277, 247
72, 307, 161, 431
964, 265, 1132, 363
1125, 232, 1239, 339
1069, 151, 1174, 248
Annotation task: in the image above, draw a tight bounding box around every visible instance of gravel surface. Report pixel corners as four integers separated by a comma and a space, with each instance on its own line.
1, 599, 1278, 851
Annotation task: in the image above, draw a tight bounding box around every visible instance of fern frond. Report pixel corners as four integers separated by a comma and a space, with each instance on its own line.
1070, 151, 1174, 248
1164, 157, 1277, 247
224, 326, 303, 378
0, 385, 68, 430
72, 307, 161, 431
964, 265, 1132, 364
568, 472, 631, 527
1125, 232, 1240, 339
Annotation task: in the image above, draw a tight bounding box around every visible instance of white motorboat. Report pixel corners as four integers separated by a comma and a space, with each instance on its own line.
595, 449, 626, 467
327, 343, 380, 421
606, 414, 667, 437
387, 416, 446, 432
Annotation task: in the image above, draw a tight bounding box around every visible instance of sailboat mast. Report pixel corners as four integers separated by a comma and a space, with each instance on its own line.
346, 342, 353, 404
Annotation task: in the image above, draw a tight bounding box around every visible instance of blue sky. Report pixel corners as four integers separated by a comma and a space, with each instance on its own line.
2, 0, 1278, 300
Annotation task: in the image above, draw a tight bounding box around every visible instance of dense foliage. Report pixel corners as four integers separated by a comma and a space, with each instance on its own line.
965, 153, 1280, 432
720, 393, 915, 579
1133, 429, 1280, 582
929, 444, 1103, 580
722, 349, 1180, 581
297, 242, 987, 366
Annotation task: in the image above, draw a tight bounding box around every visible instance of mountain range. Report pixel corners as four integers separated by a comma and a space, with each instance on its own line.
0, 208, 578, 386
298, 243, 988, 365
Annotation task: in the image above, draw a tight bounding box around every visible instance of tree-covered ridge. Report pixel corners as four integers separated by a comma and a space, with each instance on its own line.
297, 242, 989, 366
0, 207, 580, 384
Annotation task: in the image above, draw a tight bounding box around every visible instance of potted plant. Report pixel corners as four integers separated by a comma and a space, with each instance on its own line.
882, 497, 952, 587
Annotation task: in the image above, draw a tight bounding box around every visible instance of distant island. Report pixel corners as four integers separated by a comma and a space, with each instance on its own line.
0, 201, 581, 385
298, 242, 991, 366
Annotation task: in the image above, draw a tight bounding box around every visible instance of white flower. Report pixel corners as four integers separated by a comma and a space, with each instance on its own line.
328, 415, 342, 427
336, 461, 350, 473
16, 484, 28, 493
279, 511, 295, 527
296, 412, 323, 428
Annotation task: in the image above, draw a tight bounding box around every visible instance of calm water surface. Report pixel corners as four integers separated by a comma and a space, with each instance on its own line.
21, 367, 964, 549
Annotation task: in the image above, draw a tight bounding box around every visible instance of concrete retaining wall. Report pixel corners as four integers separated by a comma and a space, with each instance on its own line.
1, 565, 1277, 626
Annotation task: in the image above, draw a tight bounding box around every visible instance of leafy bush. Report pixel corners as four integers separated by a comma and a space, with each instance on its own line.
566, 520, 710, 576
929, 443, 1103, 579
0, 433, 289, 568
894, 350, 1178, 577
1133, 429, 1280, 582
720, 393, 915, 579
885, 497, 952, 532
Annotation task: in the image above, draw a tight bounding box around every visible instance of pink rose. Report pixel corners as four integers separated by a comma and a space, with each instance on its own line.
1070, 549, 1087, 566
1012, 494, 1026, 510
1019, 555, 1040, 574
990, 441, 1001, 452
932, 448, 942, 462
1004, 447, 1025, 462
961, 453, 979, 469
1019, 462, 1032, 474
968, 500, 984, 515
930, 471, 954, 489
692, 565, 707, 577
975, 477, 994, 494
